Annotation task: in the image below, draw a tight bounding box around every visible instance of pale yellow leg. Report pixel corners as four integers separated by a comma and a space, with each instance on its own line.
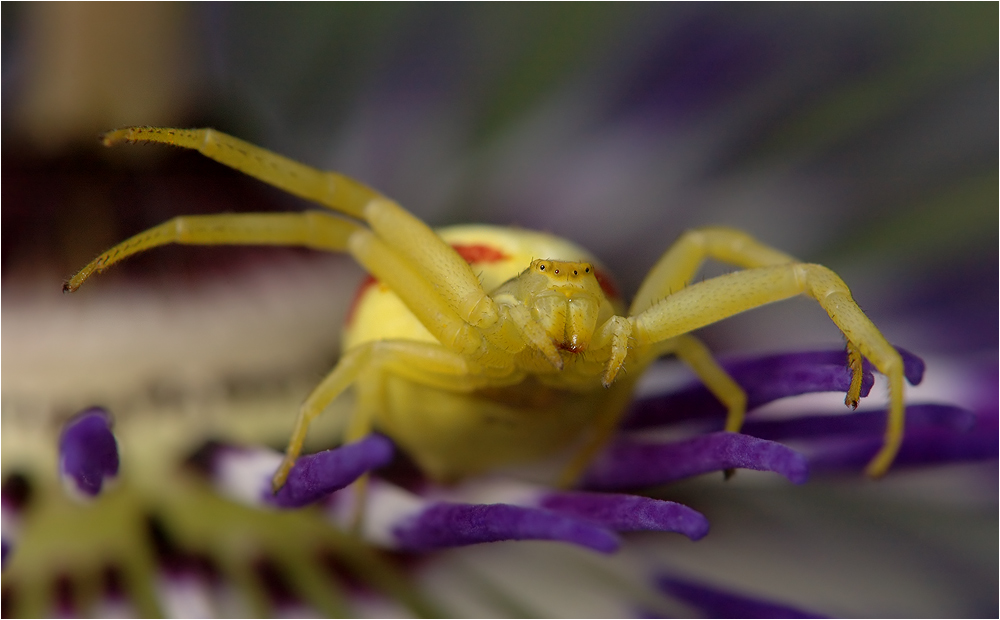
845, 341, 865, 408
346, 229, 490, 359
620, 228, 771, 431
347, 228, 541, 375
363, 200, 567, 370
103, 127, 382, 219
104, 128, 504, 328
99, 127, 532, 368
273, 345, 372, 491
343, 382, 379, 534
556, 379, 637, 488
64, 211, 361, 291
271, 339, 491, 491
632, 263, 905, 477
630, 227, 797, 315
557, 333, 745, 489
591, 315, 633, 386
363, 199, 499, 328
665, 335, 747, 433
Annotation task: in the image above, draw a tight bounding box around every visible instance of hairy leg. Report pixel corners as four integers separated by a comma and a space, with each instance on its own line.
632, 263, 905, 477
64, 212, 361, 291
630, 227, 796, 316
103, 127, 380, 218
95, 128, 539, 367
665, 334, 747, 433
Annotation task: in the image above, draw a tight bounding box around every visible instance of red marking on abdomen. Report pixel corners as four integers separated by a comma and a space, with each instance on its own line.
593, 268, 620, 300
345, 274, 378, 326
451, 244, 509, 264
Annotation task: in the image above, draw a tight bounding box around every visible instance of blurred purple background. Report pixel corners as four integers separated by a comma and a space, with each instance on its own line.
1, 4, 996, 617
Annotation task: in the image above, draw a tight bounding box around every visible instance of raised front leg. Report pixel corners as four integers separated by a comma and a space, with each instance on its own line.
104, 128, 501, 325
103, 127, 382, 218
98, 128, 522, 362
363, 199, 501, 329
631, 263, 906, 477
348, 212, 567, 369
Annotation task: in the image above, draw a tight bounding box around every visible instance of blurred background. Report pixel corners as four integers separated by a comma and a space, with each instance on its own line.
2, 3, 996, 617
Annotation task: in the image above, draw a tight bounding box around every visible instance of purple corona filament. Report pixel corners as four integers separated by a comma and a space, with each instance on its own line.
59, 408, 120, 499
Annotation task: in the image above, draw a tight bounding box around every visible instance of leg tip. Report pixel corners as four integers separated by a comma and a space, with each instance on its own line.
271, 463, 291, 494
101, 128, 131, 147
864, 448, 895, 479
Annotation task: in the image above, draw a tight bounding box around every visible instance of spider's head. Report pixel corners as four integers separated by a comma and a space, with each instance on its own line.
523, 259, 607, 353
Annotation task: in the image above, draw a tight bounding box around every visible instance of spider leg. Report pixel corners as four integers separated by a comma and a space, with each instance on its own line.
363, 200, 568, 362
632, 263, 905, 478
273, 339, 486, 491
102, 127, 381, 219
104, 128, 501, 327
346, 230, 490, 359
102, 129, 488, 311
556, 379, 637, 489
101, 128, 536, 363
630, 227, 796, 315
64, 212, 361, 291
664, 334, 747, 433
610, 227, 789, 434
629, 227, 887, 467
556, 332, 744, 488
348, 226, 557, 368
363, 199, 501, 329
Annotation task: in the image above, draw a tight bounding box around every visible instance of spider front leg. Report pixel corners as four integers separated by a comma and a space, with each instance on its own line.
102, 127, 381, 218
629, 227, 866, 440
348, 200, 564, 367
632, 263, 906, 478
620, 227, 794, 437
96, 127, 555, 364
630, 227, 798, 315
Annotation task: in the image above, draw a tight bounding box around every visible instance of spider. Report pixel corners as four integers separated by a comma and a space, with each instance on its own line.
65, 127, 907, 492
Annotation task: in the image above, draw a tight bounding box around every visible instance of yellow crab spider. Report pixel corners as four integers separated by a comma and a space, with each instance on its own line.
66, 126, 906, 491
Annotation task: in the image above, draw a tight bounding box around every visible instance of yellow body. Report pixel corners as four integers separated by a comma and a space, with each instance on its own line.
66, 126, 908, 489
344, 225, 632, 480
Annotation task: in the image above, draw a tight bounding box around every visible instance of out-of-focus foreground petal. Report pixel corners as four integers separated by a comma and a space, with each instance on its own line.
626, 348, 925, 430
583, 432, 810, 490
651, 573, 828, 619
58, 408, 120, 499
192, 435, 394, 509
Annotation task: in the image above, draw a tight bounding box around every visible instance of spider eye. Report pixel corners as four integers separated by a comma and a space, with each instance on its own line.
585, 267, 590, 273
539, 264, 545, 271
554, 269, 559, 274
573, 270, 578, 276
